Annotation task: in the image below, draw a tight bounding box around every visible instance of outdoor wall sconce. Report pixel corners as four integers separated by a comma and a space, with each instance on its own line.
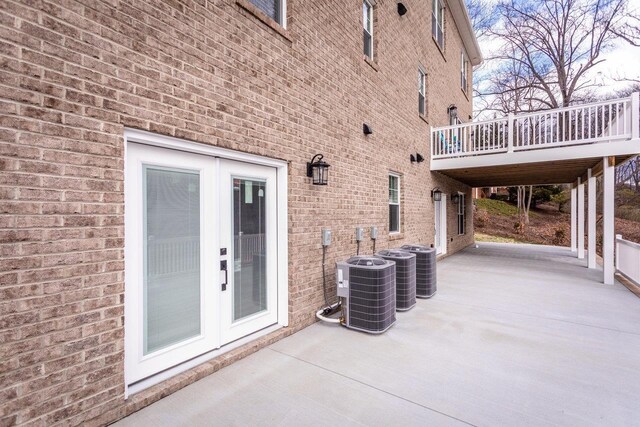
410, 153, 425, 163
431, 188, 442, 202
363, 123, 373, 135
397, 3, 408, 15
452, 194, 460, 204
448, 104, 458, 123
307, 154, 330, 185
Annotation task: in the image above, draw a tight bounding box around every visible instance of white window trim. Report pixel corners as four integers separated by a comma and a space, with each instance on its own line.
461, 52, 469, 93
363, 0, 374, 59
123, 128, 289, 397
418, 67, 426, 115
279, 0, 287, 28
389, 172, 401, 234
433, 0, 445, 48
457, 192, 466, 235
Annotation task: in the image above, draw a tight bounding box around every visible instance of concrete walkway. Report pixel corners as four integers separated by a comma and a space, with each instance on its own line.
115, 243, 640, 427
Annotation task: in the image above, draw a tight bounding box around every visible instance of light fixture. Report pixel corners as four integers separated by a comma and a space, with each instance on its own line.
410, 153, 425, 163
431, 188, 442, 202
307, 154, 330, 185
397, 2, 407, 15
363, 123, 373, 135
448, 104, 458, 124
452, 194, 460, 204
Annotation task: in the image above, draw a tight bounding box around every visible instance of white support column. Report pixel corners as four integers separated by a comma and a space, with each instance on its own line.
587, 168, 597, 269
570, 185, 577, 253
631, 92, 639, 140
603, 157, 615, 285
577, 177, 585, 260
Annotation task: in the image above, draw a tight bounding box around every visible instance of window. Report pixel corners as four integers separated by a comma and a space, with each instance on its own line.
249, 0, 285, 26
363, 0, 373, 59
461, 52, 469, 92
418, 68, 426, 115
389, 174, 400, 233
457, 193, 466, 235
432, 0, 444, 49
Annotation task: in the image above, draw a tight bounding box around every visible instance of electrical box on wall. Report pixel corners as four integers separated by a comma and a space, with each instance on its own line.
370, 226, 378, 240
355, 227, 364, 241
322, 229, 332, 246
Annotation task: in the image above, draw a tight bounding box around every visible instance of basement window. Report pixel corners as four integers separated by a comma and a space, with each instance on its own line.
389, 173, 401, 233
457, 193, 466, 235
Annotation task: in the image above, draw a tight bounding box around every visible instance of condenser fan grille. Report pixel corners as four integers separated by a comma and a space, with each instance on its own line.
347, 256, 387, 266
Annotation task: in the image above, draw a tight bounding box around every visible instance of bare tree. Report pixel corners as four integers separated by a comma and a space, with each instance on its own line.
480, 0, 637, 110
466, 0, 498, 38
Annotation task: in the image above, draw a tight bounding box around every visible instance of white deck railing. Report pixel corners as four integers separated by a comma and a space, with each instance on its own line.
616, 235, 640, 286
431, 93, 640, 160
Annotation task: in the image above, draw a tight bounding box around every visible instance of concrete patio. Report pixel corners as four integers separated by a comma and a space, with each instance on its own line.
115, 243, 640, 426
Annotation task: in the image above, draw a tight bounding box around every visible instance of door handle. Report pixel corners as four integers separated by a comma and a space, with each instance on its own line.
220, 260, 228, 291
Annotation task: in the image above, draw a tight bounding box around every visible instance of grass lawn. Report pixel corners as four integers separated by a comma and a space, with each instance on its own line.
475, 198, 538, 217
474, 232, 521, 244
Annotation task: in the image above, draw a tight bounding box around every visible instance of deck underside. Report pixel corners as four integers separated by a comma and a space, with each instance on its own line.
436, 155, 632, 187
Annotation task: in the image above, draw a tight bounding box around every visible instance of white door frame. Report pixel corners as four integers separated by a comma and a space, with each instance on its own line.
435, 194, 447, 255
124, 129, 288, 393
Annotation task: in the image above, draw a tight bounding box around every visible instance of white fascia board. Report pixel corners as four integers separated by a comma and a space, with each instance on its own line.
431, 139, 640, 170
447, 0, 483, 65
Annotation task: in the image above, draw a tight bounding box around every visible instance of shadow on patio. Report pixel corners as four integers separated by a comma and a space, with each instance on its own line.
115, 243, 640, 426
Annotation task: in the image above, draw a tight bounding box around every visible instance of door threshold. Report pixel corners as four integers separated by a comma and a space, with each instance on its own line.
125, 323, 283, 398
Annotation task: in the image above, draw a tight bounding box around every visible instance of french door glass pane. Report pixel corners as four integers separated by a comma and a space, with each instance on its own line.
233, 178, 267, 321
144, 166, 201, 355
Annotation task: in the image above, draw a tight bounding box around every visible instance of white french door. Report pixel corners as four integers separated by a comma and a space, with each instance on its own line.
125, 143, 279, 384
435, 194, 447, 255
219, 161, 277, 344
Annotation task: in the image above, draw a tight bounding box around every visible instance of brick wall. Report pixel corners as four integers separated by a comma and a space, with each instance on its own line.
0, 0, 476, 424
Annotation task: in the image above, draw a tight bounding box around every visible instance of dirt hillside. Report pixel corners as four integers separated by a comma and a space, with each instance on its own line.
474, 199, 640, 250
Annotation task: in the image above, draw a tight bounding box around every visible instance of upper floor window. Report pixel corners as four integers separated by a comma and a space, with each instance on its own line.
461, 52, 469, 92
432, 0, 444, 49
363, 0, 373, 58
389, 173, 400, 233
418, 68, 426, 115
249, 0, 285, 26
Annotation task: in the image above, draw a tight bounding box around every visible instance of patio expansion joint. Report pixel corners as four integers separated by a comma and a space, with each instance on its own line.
437, 299, 640, 337
267, 347, 479, 427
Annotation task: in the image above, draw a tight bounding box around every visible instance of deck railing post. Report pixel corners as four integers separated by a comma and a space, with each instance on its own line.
631, 92, 639, 140
507, 113, 514, 152
430, 126, 433, 158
